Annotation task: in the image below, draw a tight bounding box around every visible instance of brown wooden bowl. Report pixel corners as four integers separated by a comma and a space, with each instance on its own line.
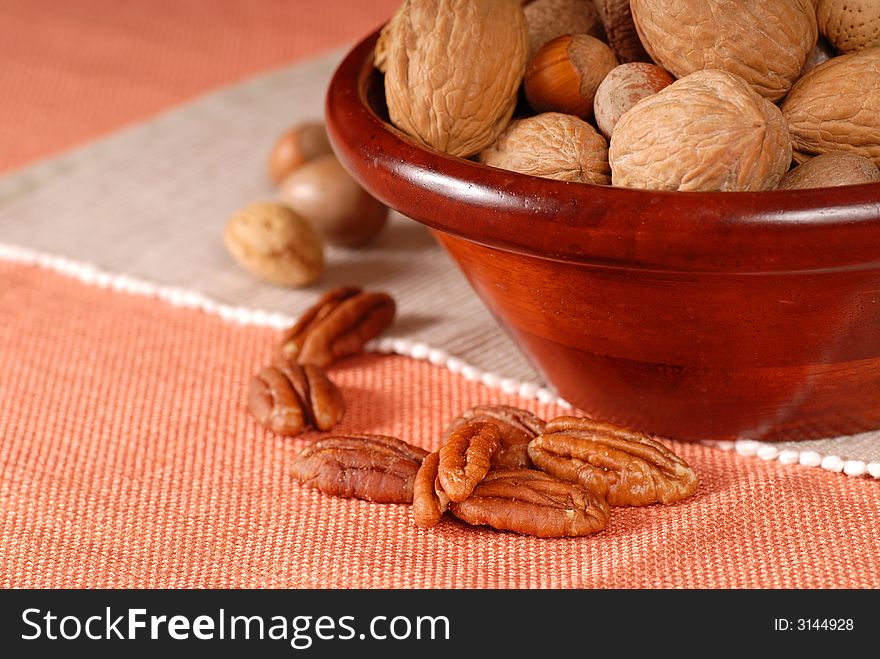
325, 31, 880, 441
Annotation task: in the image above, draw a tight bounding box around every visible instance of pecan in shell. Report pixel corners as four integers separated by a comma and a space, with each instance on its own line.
277, 286, 396, 367
448, 469, 610, 538
248, 359, 345, 436
528, 416, 699, 506
444, 405, 545, 470
292, 434, 429, 503
438, 421, 501, 502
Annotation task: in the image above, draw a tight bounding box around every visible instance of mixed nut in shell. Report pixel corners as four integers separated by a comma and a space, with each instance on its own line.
225, 116, 390, 288
377, 0, 880, 192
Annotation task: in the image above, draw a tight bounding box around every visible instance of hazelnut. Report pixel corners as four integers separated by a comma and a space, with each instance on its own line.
778, 153, 880, 190
480, 112, 610, 184
267, 122, 333, 185
594, 63, 675, 139
523, 0, 605, 59
278, 154, 389, 248
224, 202, 324, 287
524, 34, 619, 121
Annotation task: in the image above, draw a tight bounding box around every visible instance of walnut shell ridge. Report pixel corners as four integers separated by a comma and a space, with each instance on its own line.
782, 47, 880, 166
630, 0, 818, 101
480, 112, 611, 184
381, 0, 529, 158
609, 69, 792, 191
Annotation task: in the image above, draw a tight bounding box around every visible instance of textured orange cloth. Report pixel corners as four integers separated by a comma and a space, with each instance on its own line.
0, 0, 399, 172
1, 262, 878, 588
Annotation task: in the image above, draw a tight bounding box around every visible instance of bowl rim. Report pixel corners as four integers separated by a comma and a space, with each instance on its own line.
325, 31, 880, 274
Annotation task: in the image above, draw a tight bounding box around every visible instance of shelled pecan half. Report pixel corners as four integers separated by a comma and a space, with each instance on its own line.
448, 469, 610, 538
444, 404, 545, 470
277, 286, 396, 367
412, 451, 451, 529
291, 434, 429, 503
248, 359, 345, 436
528, 416, 699, 506
438, 421, 501, 502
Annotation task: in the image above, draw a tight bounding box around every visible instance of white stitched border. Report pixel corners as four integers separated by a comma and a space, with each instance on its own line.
2, 240, 877, 480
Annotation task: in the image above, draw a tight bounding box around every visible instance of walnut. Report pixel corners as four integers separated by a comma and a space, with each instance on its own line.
524, 0, 605, 59
609, 69, 792, 191
630, 0, 818, 101
593, 62, 675, 139
816, 0, 880, 54
781, 48, 880, 166
480, 112, 611, 184
778, 153, 880, 190
380, 0, 529, 158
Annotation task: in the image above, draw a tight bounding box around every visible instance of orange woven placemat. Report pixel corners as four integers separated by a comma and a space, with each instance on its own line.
0, 0, 398, 172
1, 261, 878, 588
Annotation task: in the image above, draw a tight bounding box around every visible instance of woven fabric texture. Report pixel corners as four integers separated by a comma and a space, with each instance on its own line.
0, 0, 399, 172
2, 262, 878, 589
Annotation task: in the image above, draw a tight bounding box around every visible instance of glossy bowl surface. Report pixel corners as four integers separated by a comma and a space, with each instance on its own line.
326, 32, 880, 441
